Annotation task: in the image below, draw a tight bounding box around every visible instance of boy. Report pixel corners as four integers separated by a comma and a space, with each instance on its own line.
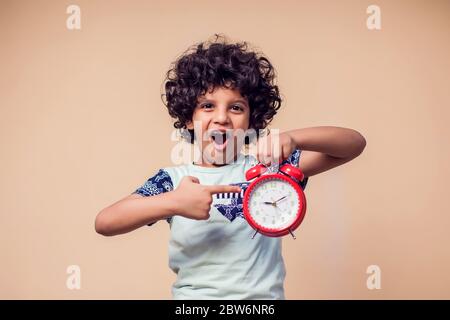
95, 35, 366, 299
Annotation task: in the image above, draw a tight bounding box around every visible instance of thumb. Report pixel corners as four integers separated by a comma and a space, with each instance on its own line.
205, 184, 242, 195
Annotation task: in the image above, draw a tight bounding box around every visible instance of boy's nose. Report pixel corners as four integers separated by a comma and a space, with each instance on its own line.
213, 108, 230, 124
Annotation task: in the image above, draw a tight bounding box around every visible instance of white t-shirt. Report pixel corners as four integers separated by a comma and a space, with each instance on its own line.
133, 149, 308, 299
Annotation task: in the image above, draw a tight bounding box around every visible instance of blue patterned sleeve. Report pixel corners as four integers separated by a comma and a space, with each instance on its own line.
132, 169, 174, 226
281, 149, 309, 190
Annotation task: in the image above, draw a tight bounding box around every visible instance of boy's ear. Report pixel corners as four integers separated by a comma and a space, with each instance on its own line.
186, 120, 194, 130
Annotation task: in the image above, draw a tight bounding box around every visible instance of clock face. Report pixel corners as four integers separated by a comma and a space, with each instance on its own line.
247, 177, 300, 230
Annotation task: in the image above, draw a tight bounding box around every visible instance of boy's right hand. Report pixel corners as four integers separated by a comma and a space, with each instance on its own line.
172, 176, 241, 220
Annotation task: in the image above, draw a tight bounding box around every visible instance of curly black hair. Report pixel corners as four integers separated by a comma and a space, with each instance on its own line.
162, 34, 282, 144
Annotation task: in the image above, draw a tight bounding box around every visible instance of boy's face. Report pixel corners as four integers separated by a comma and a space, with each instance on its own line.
186, 86, 250, 166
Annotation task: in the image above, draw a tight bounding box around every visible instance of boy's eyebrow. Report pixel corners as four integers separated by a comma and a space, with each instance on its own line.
233, 99, 249, 105
197, 98, 249, 105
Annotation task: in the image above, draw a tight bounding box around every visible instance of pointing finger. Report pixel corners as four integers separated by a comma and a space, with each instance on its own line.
205, 184, 242, 195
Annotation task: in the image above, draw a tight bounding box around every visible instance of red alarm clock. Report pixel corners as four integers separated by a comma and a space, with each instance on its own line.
243, 163, 307, 239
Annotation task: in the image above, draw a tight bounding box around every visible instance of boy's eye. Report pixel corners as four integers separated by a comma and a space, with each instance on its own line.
200, 103, 244, 111
201, 103, 213, 109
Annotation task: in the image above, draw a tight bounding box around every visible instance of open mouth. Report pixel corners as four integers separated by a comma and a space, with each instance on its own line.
209, 130, 232, 151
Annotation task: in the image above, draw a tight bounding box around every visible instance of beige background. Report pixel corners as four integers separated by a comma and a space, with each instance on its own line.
1, 0, 449, 299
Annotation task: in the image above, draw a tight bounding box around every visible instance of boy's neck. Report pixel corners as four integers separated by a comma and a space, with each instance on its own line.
192, 153, 241, 168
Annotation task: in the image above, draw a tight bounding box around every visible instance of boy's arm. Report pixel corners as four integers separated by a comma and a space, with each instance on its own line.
287, 126, 366, 178
95, 191, 178, 236
95, 175, 241, 237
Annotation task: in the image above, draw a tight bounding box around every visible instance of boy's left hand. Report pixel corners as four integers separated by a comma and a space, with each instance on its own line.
256, 132, 297, 166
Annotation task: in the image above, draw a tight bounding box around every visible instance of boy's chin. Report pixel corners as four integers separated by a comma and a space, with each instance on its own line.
205, 145, 237, 165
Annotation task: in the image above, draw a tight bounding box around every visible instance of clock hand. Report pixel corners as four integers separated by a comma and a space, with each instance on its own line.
273, 195, 287, 204
263, 195, 287, 207
263, 196, 287, 206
